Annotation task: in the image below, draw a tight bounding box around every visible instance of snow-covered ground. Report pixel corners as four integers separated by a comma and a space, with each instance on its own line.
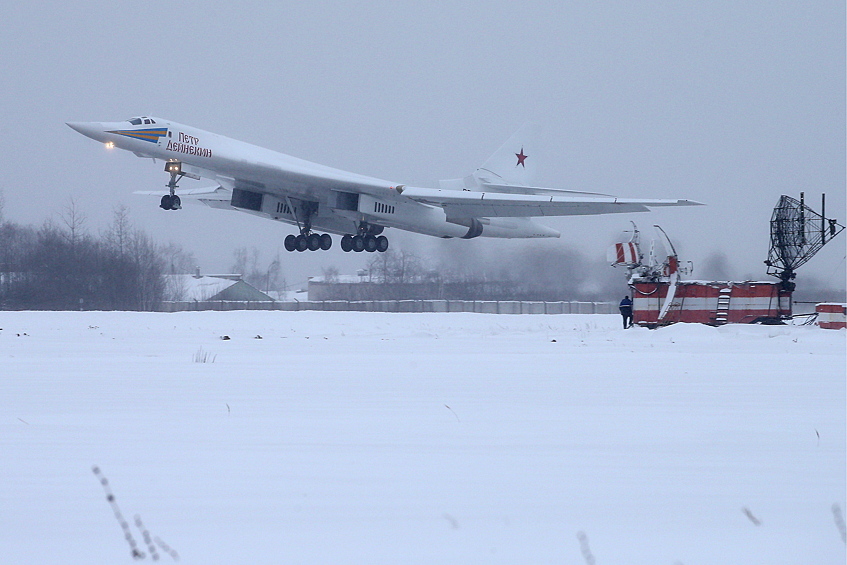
1, 311, 844, 564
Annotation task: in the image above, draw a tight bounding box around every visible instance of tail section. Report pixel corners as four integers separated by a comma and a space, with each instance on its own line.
439, 122, 539, 191
474, 122, 538, 187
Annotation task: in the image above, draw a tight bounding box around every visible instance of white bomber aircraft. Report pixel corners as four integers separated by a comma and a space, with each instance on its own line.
67, 116, 702, 253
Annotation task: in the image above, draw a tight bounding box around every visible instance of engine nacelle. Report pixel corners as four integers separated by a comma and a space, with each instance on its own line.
447, 216, 559, 239
448, 218, 484, 239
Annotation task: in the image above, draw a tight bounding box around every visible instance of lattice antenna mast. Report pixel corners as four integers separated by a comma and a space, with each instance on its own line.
765, 192, 845, 290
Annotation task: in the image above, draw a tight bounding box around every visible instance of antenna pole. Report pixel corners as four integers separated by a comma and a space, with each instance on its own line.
799, 192, 805, 245
821, 193, 826, 243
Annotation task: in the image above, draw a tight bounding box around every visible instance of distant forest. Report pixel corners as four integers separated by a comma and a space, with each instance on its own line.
0, 199, 623, 310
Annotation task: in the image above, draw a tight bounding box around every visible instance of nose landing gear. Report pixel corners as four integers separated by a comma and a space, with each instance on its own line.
160, 161, 185, 210
160, 194, 181, 210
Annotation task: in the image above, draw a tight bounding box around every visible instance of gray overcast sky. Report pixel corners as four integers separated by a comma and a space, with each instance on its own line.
1, 1, 844, 292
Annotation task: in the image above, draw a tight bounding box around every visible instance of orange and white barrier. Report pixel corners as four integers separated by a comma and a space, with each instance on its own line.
816, 303, 847, 330
631, 281, 792, 326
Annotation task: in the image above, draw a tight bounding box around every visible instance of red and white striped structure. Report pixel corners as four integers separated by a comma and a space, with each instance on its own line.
608, 241, 639, 266
631, 280, 792, 327
816, 303, 847, 330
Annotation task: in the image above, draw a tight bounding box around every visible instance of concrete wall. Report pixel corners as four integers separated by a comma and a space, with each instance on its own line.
158, 300, 617, 314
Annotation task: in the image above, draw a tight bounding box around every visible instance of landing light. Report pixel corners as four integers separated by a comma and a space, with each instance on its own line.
105, 141, 115, 149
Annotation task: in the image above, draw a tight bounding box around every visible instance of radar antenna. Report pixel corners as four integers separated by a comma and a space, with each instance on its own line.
765, 192, 844, 291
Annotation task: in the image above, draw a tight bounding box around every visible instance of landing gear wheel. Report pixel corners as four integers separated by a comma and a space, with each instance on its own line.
340, 234, 353, 252
295, 234, 308, 252
307, 233, 322, 251
160, 194, 173, 210
284, 234, 297, 252
319, 233, 332, 250
364, 235, 378, 252
352, 235, 365, 252
376, 235, 389, 252
171, 195, 181, 209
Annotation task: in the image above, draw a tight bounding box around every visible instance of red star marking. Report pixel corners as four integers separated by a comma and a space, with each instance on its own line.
515, 148, 528, 168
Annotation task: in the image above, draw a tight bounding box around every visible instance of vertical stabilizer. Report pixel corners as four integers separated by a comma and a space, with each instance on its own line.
473, 123, 539, 187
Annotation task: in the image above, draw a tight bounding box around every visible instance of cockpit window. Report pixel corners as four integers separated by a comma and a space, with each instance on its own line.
126, 116, 155, 125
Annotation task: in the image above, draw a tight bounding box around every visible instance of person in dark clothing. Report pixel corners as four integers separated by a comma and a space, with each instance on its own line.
619, 296, 633, 328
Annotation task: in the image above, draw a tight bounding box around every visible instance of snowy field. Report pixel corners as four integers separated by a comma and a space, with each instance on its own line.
1, 311, 844, 564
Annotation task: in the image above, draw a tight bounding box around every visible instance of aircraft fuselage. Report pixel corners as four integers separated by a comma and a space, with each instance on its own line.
67, 118, 559, 242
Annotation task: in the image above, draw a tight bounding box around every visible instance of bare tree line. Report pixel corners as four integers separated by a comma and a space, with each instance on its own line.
229, 246, 284, 294
0, 200, 194, 311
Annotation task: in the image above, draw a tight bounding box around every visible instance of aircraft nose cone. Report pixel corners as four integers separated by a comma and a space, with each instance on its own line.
66, 121, 91, 134
66, 121, 107, 142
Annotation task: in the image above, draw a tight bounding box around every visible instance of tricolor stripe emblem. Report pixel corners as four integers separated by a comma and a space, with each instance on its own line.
106, 127, 169, 143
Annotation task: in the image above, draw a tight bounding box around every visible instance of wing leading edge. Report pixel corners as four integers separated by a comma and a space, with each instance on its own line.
397, 186, 703, 219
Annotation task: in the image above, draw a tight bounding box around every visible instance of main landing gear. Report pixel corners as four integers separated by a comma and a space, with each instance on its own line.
283, 222, 389, 253
340, 222, 388, 253
339, 234, 388, 253
160, 161, 183, 210
282, 232, 389, 253
283, 201, 334, 252
284, 232, 333, 252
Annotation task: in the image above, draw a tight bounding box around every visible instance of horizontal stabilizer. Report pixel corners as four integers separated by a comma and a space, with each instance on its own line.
133, 185, 232, 201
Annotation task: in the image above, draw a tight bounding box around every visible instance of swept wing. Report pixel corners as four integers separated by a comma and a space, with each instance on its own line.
398, 186, 702, 219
